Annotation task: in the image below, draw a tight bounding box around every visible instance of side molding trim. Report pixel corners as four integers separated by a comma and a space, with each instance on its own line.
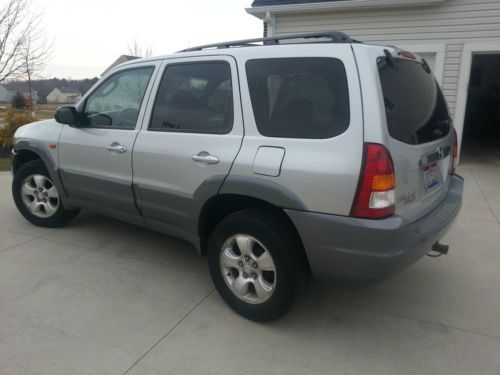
219, 176, 307, 211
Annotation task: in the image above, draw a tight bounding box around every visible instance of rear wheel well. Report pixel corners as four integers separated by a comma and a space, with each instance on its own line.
12, 150, 43, 175
199, 194, 308, 265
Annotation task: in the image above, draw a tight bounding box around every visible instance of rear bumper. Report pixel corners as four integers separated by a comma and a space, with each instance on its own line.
286, 175, 464, 282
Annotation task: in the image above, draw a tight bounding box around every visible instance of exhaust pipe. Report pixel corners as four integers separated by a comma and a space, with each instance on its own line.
427, 242, 449, 257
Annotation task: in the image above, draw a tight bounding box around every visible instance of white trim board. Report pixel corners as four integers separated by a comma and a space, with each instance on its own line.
246, 0, 447, 18
454, 40, 500, 160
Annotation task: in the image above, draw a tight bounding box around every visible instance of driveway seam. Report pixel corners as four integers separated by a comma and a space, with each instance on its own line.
467, 166, 500, 227
9, 234, 500, 341
338, 302, 500, 340
0, 229, 58, 254
120, 288, 215, 375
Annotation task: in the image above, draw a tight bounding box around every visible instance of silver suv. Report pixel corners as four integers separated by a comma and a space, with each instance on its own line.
11, 32, 463, 321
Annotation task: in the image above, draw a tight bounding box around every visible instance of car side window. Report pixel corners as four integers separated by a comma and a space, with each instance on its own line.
81, 67, 154, 129
246, 58, 350, 139
149, 62, 233, 134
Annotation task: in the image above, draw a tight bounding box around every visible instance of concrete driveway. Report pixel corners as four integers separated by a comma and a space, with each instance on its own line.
1, 161, 499, 375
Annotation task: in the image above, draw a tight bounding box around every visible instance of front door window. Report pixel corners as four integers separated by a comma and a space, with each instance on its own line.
81, 67, 154, 129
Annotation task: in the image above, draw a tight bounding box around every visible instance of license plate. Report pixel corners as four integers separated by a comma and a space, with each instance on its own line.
423, 163, 440, 191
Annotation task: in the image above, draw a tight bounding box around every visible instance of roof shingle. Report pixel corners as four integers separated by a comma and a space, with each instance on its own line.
57, 87, 80, 94
251, 0, 346, 6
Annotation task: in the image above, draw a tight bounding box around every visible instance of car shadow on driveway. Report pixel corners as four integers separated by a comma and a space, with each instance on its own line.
46, 209, 500, 343
2, 209, 499, 375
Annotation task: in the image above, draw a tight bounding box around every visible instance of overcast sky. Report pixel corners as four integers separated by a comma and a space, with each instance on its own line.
31, 0, 261, 79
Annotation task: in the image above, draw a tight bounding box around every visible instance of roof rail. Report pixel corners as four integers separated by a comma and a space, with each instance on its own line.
178, 31, 353, 52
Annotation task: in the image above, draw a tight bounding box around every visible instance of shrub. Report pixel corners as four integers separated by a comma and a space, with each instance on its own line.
0, 108, 37, 149
11, 92, 26, 109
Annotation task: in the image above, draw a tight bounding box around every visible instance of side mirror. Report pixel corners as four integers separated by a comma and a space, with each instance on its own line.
54, 106, 78, 126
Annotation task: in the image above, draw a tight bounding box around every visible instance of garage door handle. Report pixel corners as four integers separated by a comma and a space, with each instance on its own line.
107, 143, 127, 153
192, 152, 219, 164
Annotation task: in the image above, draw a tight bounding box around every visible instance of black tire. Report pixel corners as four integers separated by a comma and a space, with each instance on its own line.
208, 209, 308, 322
12, 160, 79, 227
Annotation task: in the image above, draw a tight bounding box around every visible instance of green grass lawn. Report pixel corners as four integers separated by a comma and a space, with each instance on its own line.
35, 109, 55, 120
0, 157, 11, 171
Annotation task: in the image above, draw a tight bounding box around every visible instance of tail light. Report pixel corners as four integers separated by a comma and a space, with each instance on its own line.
351, 143, 396, 219
450, 128, 458, 175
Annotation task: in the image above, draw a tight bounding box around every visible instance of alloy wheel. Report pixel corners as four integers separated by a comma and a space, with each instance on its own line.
21, 174, 60, 218
219, 234, 277, 304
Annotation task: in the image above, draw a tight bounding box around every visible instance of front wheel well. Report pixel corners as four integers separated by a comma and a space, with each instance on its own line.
12, 150, 43, 175
198, 194, 308, 263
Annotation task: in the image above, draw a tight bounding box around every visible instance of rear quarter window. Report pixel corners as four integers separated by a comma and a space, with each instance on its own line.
246, 58, 350, 139
378, 56, 451, 145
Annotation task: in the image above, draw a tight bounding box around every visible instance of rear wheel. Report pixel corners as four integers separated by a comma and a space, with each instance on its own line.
12, 160, 79, 227
208, 209, 307, 322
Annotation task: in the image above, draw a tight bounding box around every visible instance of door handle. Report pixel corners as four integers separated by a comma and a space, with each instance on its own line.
192, 151, 219, 164
107, 143, 127, 153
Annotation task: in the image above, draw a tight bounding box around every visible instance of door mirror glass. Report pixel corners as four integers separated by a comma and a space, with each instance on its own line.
54, 106, 78, 125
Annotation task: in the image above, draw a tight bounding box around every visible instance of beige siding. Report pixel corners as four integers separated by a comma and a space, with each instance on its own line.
442, 43, 464, 115
273, 0, 500, 119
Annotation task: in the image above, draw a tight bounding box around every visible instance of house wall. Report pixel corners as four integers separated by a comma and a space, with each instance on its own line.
272, 0, 500, 128
47, 90, 78, 104
0, 86, 13, 103
47, 90, 60, 103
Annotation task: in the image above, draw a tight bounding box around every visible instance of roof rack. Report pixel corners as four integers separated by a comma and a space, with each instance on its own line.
178, 31, 353, 52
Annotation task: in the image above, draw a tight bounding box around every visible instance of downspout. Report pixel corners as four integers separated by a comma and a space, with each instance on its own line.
264, 11, 276, 37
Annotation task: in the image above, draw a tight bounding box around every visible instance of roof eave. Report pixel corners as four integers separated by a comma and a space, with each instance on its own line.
246, 0, 447, 19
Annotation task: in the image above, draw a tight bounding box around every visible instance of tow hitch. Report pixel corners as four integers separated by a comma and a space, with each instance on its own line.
427, 242, 449, 257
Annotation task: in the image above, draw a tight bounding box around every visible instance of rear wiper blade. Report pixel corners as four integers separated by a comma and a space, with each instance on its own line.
383, 49, 395, 69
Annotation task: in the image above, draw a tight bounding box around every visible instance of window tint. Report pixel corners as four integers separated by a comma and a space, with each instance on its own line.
149, 62, 233, 134
82, 67, 153, 128
246, 58, 350, 139
378, 57, 451, 144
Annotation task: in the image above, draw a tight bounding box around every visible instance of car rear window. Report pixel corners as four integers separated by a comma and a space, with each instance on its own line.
246, 58, 350, 139
378, 56, 451, 145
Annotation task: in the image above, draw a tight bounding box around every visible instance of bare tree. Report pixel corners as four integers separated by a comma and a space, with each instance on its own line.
0, 0, 51, 84
126, 39, 153, 58
21, 36, 52, 111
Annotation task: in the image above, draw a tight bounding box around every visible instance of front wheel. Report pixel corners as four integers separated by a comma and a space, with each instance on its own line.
208, 209, 307, 322
12, 160, 79, 227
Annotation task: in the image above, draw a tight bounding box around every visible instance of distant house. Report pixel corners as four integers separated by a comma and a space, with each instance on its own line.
47, 88, 81, 104
0, 85, 12, 103
102, 55, 139, 76
23, 90, 39, 103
